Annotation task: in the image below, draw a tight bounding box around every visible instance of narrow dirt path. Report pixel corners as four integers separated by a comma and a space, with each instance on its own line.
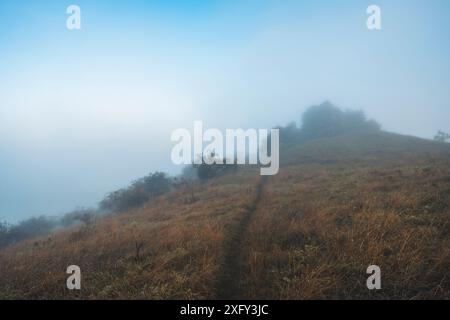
214, 175, 268, 299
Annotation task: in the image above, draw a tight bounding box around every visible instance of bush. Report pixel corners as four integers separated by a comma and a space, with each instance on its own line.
0, 221, 10, 248
193, 153, 238, 181
275, 102, 380, 144
60, 208, 97, 227
300, 101, 380, 140
180, 165, 198, 180
99, 172, 172, 212
434, 131, 450, 143
0, 216, 58, 249
276, 122, 301, 143
0, 172, 173, 249
133, 172, 171, 196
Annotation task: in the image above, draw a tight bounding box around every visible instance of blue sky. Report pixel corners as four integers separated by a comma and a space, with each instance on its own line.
1, 0, 450, 222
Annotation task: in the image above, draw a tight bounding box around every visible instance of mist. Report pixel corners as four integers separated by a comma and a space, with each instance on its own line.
1, 0, 450, 223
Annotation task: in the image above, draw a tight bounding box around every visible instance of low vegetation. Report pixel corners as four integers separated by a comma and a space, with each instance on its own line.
99, 172, 172, 213
434, 130, 450, 143
0, 102, 449, 299
239, 132, 450, 299
277, 101, 380, 143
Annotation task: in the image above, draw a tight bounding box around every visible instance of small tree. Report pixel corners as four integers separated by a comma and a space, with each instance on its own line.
0, 221, 10, 249
434, 131, 450, 143
99, 172, 172, 213
133, 172, 171, 197
300, 101, 380, 140
5, 216, 56, 245
60, 208, 97, 227
193, 152, 237, 181
180, 165, 198, 180
301, 101, 344, 139
277, 122, 300, 143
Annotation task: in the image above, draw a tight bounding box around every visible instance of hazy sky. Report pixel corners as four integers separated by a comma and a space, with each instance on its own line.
1, 0, 449, 222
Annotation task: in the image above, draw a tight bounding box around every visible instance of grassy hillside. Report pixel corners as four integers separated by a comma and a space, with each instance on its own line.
240, 132, 450, 299
0, 132, 449, 299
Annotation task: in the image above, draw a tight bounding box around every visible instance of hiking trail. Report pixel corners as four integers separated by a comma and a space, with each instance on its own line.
214, 175, 268, 299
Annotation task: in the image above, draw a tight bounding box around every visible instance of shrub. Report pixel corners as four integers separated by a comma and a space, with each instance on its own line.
434, 131, 450, 143
300, 101, 380, 139
0, 221, 10, 248
60, 208, 97, 227
0, 216, 57, 249
99, 172, 172, 212
180, 165, 198, 180
193, 153, 237, 181
277, 122, 301, 143
132, 172, 171, 196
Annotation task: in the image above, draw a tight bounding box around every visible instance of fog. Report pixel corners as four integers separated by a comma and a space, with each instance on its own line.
1, 0, 449, 222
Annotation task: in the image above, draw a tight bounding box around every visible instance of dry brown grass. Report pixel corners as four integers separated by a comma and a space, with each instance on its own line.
0, 170, 260, 299
0, 132, 449, 299
238, 134, 450, 299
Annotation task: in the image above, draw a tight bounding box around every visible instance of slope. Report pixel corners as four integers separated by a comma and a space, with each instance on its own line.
0, 131, 449, 299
